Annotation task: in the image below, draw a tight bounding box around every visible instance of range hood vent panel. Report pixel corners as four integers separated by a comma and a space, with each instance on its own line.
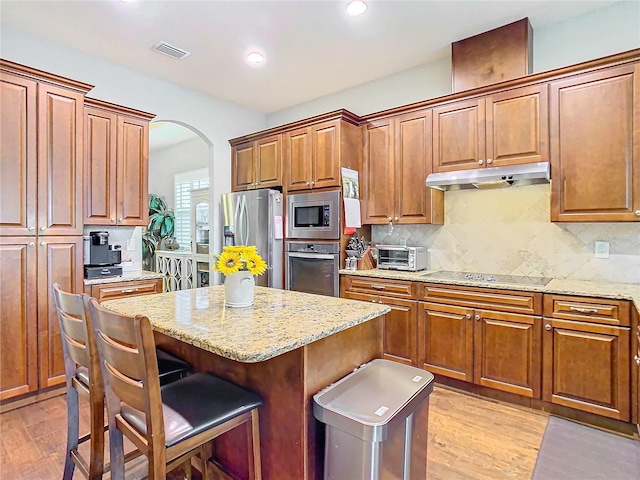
425, 162, 550, 191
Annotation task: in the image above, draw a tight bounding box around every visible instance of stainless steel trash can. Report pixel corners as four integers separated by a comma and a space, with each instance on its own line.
313, 359, 435, 480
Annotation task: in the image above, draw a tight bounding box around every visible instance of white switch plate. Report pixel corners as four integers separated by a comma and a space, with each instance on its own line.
594, 241, 610, 259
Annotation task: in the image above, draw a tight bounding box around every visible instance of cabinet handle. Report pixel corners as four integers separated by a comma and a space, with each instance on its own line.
477, 159, 484, 165
40, 226, 46, 231
465, 314, 471, 319
28, 226, 35, 231
486, 158, 492, 165
371, 285, 386, 290
545, 324, 551, 331
475, 314, 480, 321
569, 306, 598, 314
634, 355, 640, 366
121, 288, 139, 294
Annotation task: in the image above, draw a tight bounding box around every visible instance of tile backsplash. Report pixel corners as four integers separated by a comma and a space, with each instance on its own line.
372, 184, 640, 284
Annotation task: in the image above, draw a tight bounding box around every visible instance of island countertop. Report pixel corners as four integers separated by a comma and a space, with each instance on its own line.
101, 285, 390, 363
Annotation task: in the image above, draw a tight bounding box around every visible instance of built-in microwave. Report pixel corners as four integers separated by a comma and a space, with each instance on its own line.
286, 190, 341, 240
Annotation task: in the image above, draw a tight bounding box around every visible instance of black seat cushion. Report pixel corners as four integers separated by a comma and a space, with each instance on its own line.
155, 347, 192, 386
120, 372, 263, 447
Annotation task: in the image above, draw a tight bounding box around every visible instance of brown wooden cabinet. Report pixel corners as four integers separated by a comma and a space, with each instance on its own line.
362, 110, 443, 225
432, 84, 548, 173
86, 277, 163, 302
549, 64, 640, 221
542, 295, 631, 421
341, 276, 418, 366
231, 134, 282, 192
418, 284, 543, 398
84, 99, 154, 226
1, 63, 91, 236
284, 118, 361, 192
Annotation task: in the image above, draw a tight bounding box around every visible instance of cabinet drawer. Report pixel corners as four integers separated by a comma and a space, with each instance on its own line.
341, 276, 415, 299
419, 283, 542, 315
543, 295, 630, 327
89, 278, 163, 302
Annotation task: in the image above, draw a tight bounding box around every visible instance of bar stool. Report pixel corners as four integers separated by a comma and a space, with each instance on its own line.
52, 284, 193, 480
89, 298, 263, 480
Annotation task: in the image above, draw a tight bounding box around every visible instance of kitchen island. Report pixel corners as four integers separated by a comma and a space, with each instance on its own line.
102, 286, 390, 480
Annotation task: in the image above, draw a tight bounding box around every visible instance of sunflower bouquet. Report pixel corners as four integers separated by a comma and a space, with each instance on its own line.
212, 246, 268, 276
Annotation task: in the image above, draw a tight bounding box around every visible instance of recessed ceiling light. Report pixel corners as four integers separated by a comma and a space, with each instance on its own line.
246, 52, 265, 64
346, 0, 367, 16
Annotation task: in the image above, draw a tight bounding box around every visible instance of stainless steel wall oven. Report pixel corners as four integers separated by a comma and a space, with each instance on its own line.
285, 241, 340, 297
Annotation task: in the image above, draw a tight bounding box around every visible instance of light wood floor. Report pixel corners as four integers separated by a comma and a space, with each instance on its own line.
0, 386, 548, 479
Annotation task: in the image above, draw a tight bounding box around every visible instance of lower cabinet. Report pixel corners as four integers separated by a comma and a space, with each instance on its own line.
419, 302, 542, 398
0, 236, 83, 401
86, 277, 163, 302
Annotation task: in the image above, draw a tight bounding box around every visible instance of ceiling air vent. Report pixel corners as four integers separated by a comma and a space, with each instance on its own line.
152, 41, 191, 60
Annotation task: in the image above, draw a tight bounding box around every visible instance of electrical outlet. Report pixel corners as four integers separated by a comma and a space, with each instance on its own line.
594, 241, 609, 259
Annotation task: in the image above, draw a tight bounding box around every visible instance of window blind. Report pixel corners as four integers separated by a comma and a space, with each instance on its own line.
174, 168, 209, 249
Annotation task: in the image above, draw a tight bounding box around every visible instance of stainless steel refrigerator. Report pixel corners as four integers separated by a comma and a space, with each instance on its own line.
220, 189, 284, 289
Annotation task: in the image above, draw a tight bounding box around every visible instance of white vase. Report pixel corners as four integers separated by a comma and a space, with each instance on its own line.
224, 271, 255, 307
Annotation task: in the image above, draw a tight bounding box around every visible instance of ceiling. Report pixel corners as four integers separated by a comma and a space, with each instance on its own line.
1, 1, 616, 115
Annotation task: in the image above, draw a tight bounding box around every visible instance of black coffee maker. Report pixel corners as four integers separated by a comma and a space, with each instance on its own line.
83, 231, 123, 279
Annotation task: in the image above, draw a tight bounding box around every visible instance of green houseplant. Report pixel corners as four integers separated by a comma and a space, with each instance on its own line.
142, 194, 176, 270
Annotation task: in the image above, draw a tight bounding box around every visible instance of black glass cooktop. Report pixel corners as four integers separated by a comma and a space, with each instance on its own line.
421, 270, 552, 286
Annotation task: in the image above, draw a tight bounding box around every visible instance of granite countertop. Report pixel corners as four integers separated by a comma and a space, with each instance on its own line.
340, 269, 640, 312
84, 270, 164, 286
102, 286, 390, 363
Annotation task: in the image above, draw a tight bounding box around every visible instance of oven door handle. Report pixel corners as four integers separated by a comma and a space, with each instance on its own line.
288, 252, 337, 260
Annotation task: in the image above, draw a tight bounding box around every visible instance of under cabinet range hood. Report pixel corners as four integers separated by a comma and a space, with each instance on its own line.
425, 162, 550, 191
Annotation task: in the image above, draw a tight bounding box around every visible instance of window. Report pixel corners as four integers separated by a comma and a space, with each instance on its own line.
174, 168, 209, 249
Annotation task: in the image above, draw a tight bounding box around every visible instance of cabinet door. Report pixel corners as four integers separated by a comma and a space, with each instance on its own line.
542, 318, 630, 421
37, 84, 84, 235
433, 98, 485, 172
419, 302, 474, 382
312, 120, 341, 189
0, 73, 37, 236
37, 236, 83, 389
0, 237, 38, 400
117, 115, 149, 226
256, 134, 282, 188
284, 127, 312, 191
395, 109, 442, 224
343, 291, 417, 366
84, 106, 117, 225
550, 64, 640, 222
486, 84, 549, 168
232, 141, 255, 192
362, 118, 394, 224
474, 310, 542, 398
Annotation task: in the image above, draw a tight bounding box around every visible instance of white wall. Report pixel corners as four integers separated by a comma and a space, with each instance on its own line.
148, 136, 209, 209
266, 1, 640, 127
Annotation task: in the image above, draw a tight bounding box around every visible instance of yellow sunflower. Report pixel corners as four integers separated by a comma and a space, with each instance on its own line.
215, 251, 242, 275
244, 251, 267, 275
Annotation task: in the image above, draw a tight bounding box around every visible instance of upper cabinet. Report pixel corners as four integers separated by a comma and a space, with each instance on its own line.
84, 99, 155, 226
1, 60, 92, 237
432, 84, 548, 172
284, 117, 361, 192
549, 64, 640, 222
362, 109, 443, 225
231, 134, 282, 192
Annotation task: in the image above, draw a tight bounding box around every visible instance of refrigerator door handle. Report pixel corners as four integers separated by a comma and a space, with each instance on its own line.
240, 195, 249, 245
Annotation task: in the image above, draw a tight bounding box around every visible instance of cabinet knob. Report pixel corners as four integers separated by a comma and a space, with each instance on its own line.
545, 324, 551, 331
477, 159, 484, 165
118, 218, 123, 222
28, 242, 35, 247
28, 226, 35, 231
486, 158, 492, 165
394, 216, 399, 222
635, 210, 640, 216
39, 226, 45, 231
475, 314, 480, 321
634, 355, 640, 366
40, 241, 46, 247
111, 218, 115, 223
465, 313, 471, 319
310, 181, 315, 186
